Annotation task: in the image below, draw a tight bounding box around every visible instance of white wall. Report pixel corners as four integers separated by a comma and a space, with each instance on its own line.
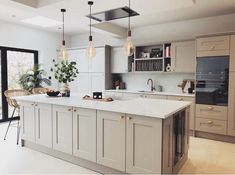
71, 32, 124, 48
121, 73, 195, 93
0, 20, 71, 88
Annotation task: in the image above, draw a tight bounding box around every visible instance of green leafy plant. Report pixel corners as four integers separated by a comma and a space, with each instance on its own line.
19, 64, 51, 92
51, 59, 79, 84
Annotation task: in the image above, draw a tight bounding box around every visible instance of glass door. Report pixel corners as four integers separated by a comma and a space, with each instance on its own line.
0, 46, 38, 122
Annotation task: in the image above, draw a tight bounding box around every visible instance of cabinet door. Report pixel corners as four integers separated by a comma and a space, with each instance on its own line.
35, 103, 52, 148
90, 48, 105, 73
53, 105, 73, 155
171, 41, 196, 73
197, 36, 230, 57
74, 73, 90, 95
20, 101, 35, 142
68, 49, 89, 73
168, 96, 195, 130
73, 108, 96, 162
111, 47, 128, 73
228, 72, 235, 136
90, 73, 105, 93
126, 115, 162, 174
230, 35, 235, 72
97, 111, 125, 172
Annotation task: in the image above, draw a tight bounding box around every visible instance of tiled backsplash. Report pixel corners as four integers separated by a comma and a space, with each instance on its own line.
120, 73, 195, 93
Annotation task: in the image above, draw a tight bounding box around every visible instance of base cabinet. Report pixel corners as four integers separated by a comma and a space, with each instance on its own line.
126, 115, 162, 174
20, 102, 35, 142
35, 103, 52, 148
73, 108, 97, 162
52, 105, 73, 155
168, 96, 195, 130
97, 111, 126, 172
228, 72, 235, 136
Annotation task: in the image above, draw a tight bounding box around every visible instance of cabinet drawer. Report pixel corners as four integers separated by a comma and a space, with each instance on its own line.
196, 118, 227, 135
196, 104, 228, 120
197, 36, 230, 51
167, 96, 194, 102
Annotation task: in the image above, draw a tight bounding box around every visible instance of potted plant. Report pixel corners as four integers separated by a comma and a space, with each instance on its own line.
19, 64, 51, 92
51, 59, 79, 97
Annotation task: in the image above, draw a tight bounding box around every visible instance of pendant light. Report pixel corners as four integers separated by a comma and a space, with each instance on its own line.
124, 0, 135, 56
86, 1, 96, 58
59, 9, 68, 60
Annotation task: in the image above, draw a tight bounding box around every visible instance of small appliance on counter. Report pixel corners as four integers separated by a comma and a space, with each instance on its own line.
93, 92, 102, 99
178, 79, 195, 94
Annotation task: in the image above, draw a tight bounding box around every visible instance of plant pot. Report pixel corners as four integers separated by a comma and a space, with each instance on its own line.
61, 83, 70, 97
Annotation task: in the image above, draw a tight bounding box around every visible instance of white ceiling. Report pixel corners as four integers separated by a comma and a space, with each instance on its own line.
0, 0, 235, 35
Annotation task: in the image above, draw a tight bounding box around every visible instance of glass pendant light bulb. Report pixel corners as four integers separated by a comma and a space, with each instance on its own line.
124, 36, 135, 56
86, 40, 96, 58
124, 29, 135, 56
60, 44, 68, 60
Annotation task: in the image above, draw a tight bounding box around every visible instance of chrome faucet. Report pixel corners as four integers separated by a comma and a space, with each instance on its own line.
147, 78, 155, 91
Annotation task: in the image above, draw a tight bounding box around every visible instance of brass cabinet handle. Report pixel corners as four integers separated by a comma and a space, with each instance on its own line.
35, 104, 38, 107
68, 108, 72, 111
31, 104, 34, 106
207, 120, 213, 124
127, 116, 132, 120
74, 109, 77, 112
207, 106, 214, 110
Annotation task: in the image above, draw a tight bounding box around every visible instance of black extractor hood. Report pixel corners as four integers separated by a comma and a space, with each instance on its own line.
86, 6, 140, 22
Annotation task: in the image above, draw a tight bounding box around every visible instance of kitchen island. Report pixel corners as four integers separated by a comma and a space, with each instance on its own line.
15, 94, 191, 174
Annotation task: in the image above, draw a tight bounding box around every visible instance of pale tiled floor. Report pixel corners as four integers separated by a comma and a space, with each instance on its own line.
179, 137, 235, 174
0, 122, 235, 174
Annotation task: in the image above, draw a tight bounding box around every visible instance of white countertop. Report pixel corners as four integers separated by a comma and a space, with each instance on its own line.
15, 94, 191, 119
105, 89, 195, 97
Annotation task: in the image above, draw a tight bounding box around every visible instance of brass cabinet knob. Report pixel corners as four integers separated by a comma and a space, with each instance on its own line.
31, 104, 34, 106
68, 108, 72, 111
120, 116, 124, 119
208, 106, 214, 110
207, 120, 213, 124
35, 104, 38, 107
74, 109, 77, 112
128, 117, 132, 120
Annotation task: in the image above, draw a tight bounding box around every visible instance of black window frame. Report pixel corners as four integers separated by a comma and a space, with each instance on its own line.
0, 46, 38, 123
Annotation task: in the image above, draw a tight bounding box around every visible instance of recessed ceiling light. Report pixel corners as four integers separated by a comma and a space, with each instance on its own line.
21, 16, 62, 28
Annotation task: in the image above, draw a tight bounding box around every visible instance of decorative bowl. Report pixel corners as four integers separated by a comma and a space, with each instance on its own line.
46, 91, 60, 97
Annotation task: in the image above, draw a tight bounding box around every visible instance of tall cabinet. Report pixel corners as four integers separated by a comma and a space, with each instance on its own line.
228, 35, 235, 136
68, 45, 112, 95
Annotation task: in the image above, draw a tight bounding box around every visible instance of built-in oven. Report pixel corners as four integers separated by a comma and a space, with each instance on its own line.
196, 56, 229, 106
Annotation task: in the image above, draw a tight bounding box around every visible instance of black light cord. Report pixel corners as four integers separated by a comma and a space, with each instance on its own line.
128, 0, 130, 31
90, 4, 91, 37
63, 11, 65, 42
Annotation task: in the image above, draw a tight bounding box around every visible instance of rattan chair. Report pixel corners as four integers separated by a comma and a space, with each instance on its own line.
3, 89, 30, 144
32, 87, 50, 94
